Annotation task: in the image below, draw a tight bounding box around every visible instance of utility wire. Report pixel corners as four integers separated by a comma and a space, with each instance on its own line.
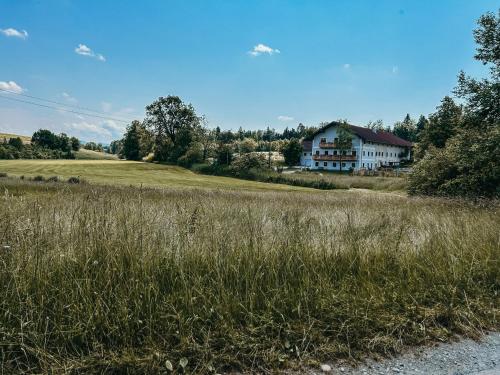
0, 94, 132, 123
0, 87, 134, 122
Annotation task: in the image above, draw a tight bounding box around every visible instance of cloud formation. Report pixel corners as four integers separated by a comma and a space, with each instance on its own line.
278, 115, 294, 122
0, 28, 28, 39
249, 43, 280, 56
0, 81, 24, 94
62, 92, 78, 104
75, 44, 106, 62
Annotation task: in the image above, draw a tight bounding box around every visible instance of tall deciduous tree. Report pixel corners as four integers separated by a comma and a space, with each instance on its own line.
145, 96, 200, 162
393, 114, 418, 142
122, 120, 150, 161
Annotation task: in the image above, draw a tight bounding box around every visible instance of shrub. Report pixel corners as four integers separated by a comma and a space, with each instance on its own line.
0, 172, 7, 178
46, 176, 59, 183
32, 175, 45, 182
67, 176, 84, 184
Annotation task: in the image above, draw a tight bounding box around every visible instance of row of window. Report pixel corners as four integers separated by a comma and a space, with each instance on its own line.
362, 150, 398, 157
314, 161, 356, 168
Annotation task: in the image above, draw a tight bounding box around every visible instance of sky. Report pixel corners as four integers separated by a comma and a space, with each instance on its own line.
0, 0, 497, 143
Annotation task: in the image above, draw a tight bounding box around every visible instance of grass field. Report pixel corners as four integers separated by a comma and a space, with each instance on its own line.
0, 177, 498, 373
75, 149, 119, 160
0, 159, 309, 191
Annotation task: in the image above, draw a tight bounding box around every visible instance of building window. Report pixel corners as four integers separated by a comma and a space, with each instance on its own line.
386, 152, 388, 157
363, 151, 365, 156
303, 152, 307, 156
315, 162, 319, 166
324, 150, 329, 155
362, 163, 365, 167
320, 137, 326, 143
333, 162, 337, 167
342, 163, 346, 168
315, 150, 319, 155
351, 163, 355, 168
342, 150, 347, 155
323, 162, 328, 167
334, 137, 338, 143
352, 150, 357, 156
333, 150, 338, 155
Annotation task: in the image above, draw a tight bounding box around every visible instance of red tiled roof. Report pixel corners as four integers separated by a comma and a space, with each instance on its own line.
308, 121, 413, 147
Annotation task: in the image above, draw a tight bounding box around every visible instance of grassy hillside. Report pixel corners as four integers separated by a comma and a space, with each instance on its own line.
0, 159, 309, 191
75, 149, 119, 160
0, 132, 31, 143
0, 178, 497, 373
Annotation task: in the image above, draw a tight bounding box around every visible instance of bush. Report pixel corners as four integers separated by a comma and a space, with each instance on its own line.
0, 172, 7, 178
46, 176, 59, 183
67, 176, 84, 184
230, 153, 267, 174
32, 175, 45, 182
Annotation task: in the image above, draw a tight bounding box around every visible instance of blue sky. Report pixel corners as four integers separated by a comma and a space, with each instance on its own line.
0, 0, 497, 143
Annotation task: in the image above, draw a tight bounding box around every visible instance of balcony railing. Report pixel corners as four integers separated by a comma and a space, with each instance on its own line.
312, 154, 357, 161
319, 142, 338, 148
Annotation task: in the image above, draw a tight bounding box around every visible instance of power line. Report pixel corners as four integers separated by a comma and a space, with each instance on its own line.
0, 94, 132, 123
0, 87, 134, 122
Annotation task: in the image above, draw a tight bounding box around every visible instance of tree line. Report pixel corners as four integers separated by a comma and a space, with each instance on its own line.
0, 129, 81, 159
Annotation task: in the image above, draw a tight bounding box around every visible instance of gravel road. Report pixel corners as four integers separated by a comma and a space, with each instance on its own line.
309, 332, 500, 375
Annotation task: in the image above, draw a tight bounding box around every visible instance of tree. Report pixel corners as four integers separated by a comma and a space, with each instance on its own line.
32, 129, 58, 149
409, 10, 500, 198
70, 137, 80, 151
415, 115, 428, 135
281, 139, 302, 166
216, 143, 233, 166
336, 122, 353, 172
122, 120, 149, 161
239, 138, 257, 153
145, 96, 200, 162
393, 114, 418, 142
415, 97, 462, 158
8, 137, 23, 150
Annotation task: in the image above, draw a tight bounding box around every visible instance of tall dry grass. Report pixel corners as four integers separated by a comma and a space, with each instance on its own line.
0, 178, 498, 373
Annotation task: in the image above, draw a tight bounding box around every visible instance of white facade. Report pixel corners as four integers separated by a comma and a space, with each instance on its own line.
301, 124, 411, 171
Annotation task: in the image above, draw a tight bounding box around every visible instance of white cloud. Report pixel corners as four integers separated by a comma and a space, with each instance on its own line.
392, 66, 399, 74
343, 63, 351, 69
75, 44, 106, 62
249, 43, 280, 56
278, 115, 294, 122
0, 81, 24, 94
0, 28, 28, 39
64, 120, 125, 142
62, 92, 77, 104
101, 101, 112, 112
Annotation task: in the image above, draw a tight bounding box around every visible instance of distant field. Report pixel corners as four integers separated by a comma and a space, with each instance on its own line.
0, 132, 31, 143
75, 149, 119, 160
0, 159, 309, 191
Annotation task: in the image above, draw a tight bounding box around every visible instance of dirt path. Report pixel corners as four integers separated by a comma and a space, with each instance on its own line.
307, 332, 500, 375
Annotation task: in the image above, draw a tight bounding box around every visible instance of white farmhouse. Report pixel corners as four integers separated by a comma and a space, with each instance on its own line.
300, 121, 412, 171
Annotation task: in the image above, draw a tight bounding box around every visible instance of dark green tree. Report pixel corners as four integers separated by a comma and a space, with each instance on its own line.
122, 120, 149, 161
415, 97, 462, 158
393, 114, 418, 142
145, 96, 200, 163
8, 137, 23, 150
281, 139, 302, 166
70, 137, 80, 151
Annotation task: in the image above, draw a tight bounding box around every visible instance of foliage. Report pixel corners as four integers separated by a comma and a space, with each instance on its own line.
336, 122, 354, 172
121, 120, 152, 161
409, 10, 500, 198
0, 179, 497, 373
145, 96, 201, 163
230, 153, 267, 174
216, 143, 233, 165
281, 138, 302, 166
392, 114, 418, 142
238, 137, 258, 153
